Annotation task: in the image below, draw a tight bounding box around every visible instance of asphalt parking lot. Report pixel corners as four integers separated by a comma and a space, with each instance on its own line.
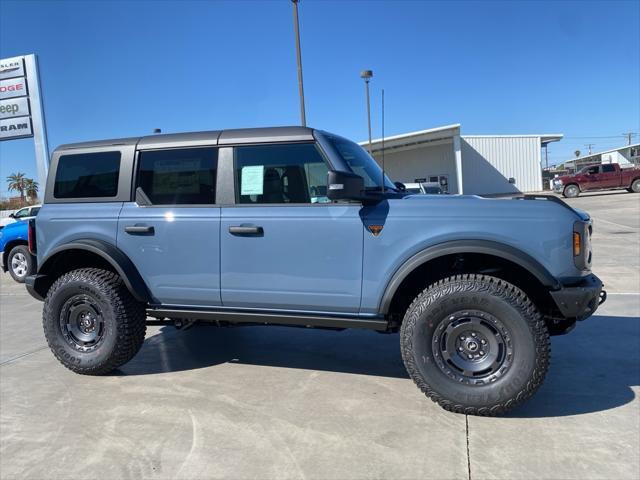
1, 192, 638, 480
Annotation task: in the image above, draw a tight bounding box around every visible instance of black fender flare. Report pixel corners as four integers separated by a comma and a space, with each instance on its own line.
379, 239, 560, 314
35, 239, 152, 303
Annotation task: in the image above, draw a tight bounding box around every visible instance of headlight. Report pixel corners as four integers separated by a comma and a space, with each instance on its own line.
554, 179, 563, 185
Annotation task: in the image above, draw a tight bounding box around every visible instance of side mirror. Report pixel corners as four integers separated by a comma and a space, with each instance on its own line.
327, 170, 365, 202
8, 213, 15, 219
394, 181, 406, 191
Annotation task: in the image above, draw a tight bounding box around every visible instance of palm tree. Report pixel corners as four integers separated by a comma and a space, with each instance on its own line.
6, 172, 27, 205
24, 178, 39, 201
574, 150, 581, 158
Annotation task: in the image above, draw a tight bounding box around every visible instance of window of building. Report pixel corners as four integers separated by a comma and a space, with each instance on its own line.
54, 152, 121, 199
136, 147, 217, 205
235, 143, 330, 204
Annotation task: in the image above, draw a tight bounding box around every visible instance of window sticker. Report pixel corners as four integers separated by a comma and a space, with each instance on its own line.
241, 165, 264, 195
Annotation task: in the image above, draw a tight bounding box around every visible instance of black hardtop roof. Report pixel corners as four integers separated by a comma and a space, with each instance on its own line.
55, 126, 316, 151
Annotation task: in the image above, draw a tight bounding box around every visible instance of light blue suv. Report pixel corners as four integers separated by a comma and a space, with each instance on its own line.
26, 127, 605, 416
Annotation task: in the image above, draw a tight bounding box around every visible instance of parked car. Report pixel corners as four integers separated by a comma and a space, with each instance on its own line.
402, 182, 444, 194
553, 163, 640, 198
0, 204, 42, 229
26, 126, 605, 416
0, 220, 36, 282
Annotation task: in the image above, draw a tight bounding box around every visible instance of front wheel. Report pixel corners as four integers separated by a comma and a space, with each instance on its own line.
563, 184, 580, 198
7, 245, 35, 283
42, 268, 147, 375
400, 274, 550, 416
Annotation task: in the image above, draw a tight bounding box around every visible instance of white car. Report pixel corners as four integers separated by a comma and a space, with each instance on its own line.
402, 182, 444, 194
0, 204, 41, 229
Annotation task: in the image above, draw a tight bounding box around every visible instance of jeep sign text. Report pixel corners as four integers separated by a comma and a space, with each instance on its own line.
0, 97, 30, 120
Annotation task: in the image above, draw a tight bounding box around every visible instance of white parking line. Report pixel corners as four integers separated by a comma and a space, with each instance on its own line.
591, 217, 639, 231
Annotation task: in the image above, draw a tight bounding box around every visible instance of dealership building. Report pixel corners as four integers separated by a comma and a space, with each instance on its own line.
360, 124, 563, 195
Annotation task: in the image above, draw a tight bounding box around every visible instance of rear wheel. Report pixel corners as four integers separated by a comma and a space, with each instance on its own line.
42, 268, 147, 375
563, 184, 580, 198
7, 245, 34, 283
400, 274, 550, 416
628, 178, 640, 193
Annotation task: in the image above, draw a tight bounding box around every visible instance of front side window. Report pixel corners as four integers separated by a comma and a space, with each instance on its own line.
136, 147, 217, 205
13, 208, 30, 218
235, 143, 329, 204
54, 151, 121, 198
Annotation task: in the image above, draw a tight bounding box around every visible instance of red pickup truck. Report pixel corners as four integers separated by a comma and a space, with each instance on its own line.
553, 163, 640, 198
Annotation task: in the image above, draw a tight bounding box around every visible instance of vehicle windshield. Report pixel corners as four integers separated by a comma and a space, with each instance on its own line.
324, 134, 396, 191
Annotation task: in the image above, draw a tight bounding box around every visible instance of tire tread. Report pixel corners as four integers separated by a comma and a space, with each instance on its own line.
42, 268, 146, 375
400, 274, 550, 416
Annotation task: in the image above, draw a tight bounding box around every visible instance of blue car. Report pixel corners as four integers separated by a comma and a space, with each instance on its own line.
27, 126, 605, 416
0, 220, 35, 283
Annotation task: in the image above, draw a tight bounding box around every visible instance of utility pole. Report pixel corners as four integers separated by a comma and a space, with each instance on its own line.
622, 132, 636, 145
291, 0, 306, 126
360, 70, 373, 155
544, 144, 549, 170
585, 143, 595, 155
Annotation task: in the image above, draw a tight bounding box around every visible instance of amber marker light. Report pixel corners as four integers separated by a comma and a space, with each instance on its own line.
573, 232, 581, 257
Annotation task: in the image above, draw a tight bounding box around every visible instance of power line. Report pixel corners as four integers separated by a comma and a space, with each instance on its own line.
584, 143, 595, 155
562, 133, 639, 139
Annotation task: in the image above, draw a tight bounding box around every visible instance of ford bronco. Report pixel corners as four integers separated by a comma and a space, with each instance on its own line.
26, 127, 605, 416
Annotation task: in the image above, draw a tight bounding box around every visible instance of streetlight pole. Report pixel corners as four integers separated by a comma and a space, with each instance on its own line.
291, 0, 306, 126
360, 70, 373, 155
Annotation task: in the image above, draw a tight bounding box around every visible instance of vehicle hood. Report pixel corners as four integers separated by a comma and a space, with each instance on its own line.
556, 173, 582, 182
398, 193, 589, 221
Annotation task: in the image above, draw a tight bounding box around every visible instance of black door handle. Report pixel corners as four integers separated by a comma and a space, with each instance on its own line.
125, 225, 155, 235
229, 226, 263, 235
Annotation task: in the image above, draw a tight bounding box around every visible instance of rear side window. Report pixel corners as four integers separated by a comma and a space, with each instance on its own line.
601, 164, 615, 173
136, 147, 217, 205
54, 152, 121, 198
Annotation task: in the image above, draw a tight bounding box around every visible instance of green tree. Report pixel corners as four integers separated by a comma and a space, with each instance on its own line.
6, 172, 27, 205
24, 178, 39, 201
574, 150, 581, 158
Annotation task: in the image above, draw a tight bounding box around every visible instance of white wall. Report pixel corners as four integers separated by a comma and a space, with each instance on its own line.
461, 136, 543, 195
601, 150, 631, 165
372, 141, 459, 194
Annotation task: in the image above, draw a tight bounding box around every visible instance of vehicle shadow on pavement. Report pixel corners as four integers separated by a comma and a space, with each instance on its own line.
509, 314, 639, 418
114, 314, 639, 417
114, 324, 409, 379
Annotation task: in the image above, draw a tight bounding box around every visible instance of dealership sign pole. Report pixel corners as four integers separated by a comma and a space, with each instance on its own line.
0, 54, 50, 192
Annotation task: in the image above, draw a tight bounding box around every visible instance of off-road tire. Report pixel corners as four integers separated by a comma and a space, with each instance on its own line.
563, 184, 580, 198
628, 178, 640, 193
7, 245, 34, 283
400, 274, 550, 416
43, 268, 147, 375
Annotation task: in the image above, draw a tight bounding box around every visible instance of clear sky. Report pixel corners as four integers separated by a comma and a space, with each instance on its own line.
1, 0, 638, 197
